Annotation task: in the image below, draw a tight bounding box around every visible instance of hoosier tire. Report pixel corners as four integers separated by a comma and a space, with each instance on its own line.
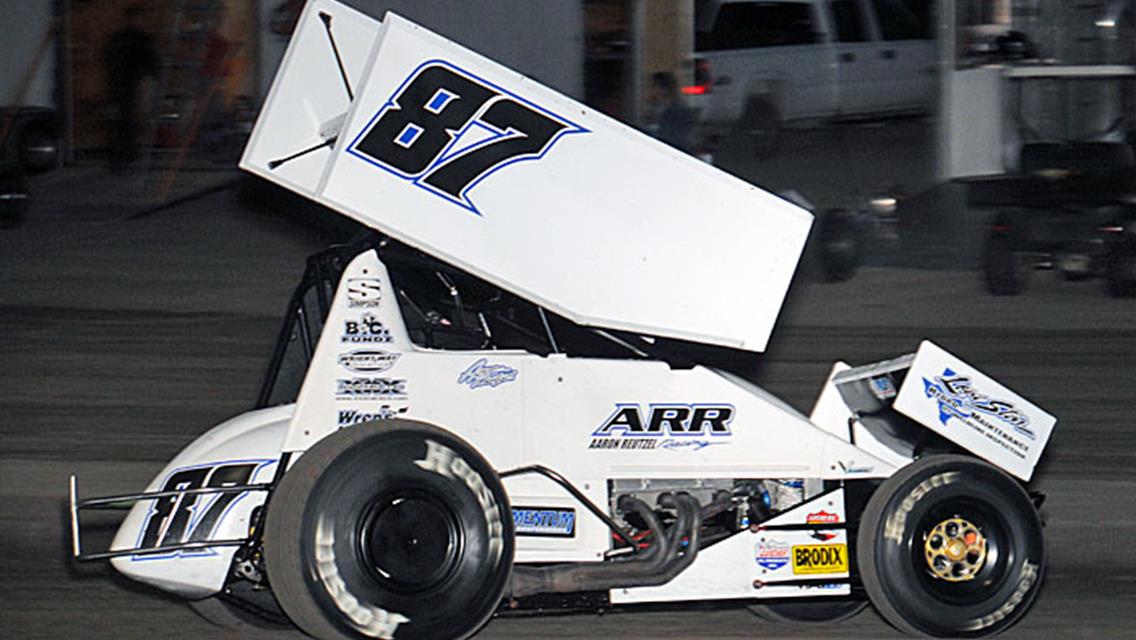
264, 420, 514, 640
858, 455, 1045, 637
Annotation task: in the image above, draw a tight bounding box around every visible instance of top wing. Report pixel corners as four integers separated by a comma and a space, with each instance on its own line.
241, 0, 812, 352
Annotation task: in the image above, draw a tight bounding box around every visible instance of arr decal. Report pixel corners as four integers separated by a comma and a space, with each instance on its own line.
588, 403, 734, 450
457, 358, 518, 389
347, 60, 587, 215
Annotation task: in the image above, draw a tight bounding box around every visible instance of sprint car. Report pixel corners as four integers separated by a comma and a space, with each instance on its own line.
70, 2, 1057, 639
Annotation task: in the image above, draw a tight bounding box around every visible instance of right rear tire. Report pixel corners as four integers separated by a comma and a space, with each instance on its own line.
858, 455, 1045, 637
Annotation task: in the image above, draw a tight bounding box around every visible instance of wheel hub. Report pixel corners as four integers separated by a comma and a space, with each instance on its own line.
923, 517, 987, 582
361, 493, 461, 593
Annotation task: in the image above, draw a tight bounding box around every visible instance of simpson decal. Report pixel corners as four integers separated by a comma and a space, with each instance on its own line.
345, 278, 383, 308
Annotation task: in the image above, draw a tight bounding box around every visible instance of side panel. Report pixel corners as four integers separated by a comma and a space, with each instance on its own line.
108, 405, 292, 598
282, 251, 897, 565
613, 490, 853, 603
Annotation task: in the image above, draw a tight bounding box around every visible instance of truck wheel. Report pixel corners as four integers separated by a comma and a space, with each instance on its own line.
1106, 238, 1136, 298
858, 455, 1045, 638
18, 123, 58, 174
983, 236, 1030, 295
817, 208, 860, 282
748, 600, 867, 623
738, 97, 780, 158
265, 420, 514, 640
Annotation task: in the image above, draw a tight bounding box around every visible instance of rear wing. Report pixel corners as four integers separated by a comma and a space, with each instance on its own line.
241, 0, 812, 352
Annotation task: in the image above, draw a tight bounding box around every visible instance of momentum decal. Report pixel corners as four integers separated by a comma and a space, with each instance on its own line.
512, 507, 576, 537
589, 403, 734, 450
348, 60, 587, 215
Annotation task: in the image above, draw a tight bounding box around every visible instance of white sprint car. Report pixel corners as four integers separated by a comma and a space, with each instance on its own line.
69, 2, 1056, 638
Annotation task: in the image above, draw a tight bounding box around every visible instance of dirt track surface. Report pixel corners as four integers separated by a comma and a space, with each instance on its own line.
2, 167, 1134, 639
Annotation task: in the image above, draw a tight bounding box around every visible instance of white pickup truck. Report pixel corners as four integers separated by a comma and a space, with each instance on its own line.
692, 0, 936, 154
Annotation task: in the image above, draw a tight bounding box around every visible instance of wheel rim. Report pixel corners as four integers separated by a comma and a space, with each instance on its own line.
923, 516, 988, 582
911, 499, 1011, 605
359, 489, 463, 593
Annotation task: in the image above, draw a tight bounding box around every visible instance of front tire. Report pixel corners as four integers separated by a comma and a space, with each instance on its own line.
858, 455, 1045, 637
264, 420, 514, 640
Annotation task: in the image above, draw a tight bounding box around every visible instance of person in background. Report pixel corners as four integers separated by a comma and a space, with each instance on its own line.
103, 4, 159, 171
648, 71, 695, 153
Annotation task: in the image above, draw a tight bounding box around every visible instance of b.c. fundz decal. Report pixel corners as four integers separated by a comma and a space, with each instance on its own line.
348, 60, 587, 215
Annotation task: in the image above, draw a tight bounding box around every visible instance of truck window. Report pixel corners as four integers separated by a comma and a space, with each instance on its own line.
829, 0, 869, 42
871, 0, 933, 40
695, 2, 819, 51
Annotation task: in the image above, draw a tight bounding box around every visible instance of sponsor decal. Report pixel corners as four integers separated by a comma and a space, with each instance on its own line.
336, 378, 408, 399
348, 60, 588, 215
837, 460, 874, 475
338, 407, 408, 427
810, 531, 838, 542
345, 278, 383, 308
342, 314, 393, 344
588, 403, 734, 451
512, 507, 576, 537
134, 459, 275, 560
806, 511, 840, 524
871, 374, 897, 399
755, 538, 791, 571
792, 543, 849, 575
923, 368, 1034, 439
338, 349, 400, 373
457, 358, 518, 389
